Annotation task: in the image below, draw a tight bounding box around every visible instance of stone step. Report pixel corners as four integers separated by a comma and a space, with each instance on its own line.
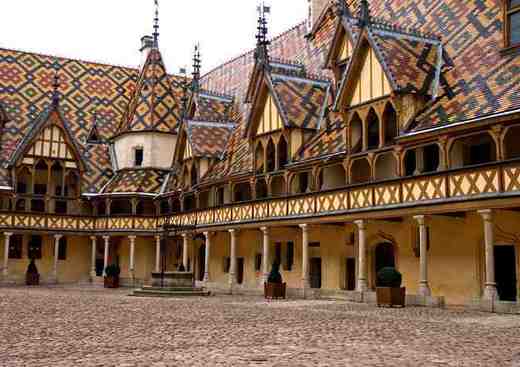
131, 289, 210, 298
141, 286, 204, 292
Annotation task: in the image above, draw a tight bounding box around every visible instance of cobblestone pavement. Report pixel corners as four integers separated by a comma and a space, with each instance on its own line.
1, 287, 520, 367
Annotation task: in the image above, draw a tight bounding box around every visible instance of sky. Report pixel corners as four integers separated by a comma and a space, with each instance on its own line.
0, 0, 309, 75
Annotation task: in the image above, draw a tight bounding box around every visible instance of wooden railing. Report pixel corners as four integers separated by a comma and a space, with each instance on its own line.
1, 159, 520, 233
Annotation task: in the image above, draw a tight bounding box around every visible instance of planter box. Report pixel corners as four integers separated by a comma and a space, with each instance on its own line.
26, 273, 39, 286
104, 276, 120, 289
376, 287, 405, 307
264, 282, 286, 300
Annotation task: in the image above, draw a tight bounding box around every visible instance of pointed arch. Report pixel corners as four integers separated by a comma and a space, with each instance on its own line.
255, 178, 268, 199
383, 102, 398, 145
255, 142, 265, 174
277, 135, 289, 169
349, 112, 363, 154
366, 108, 380, 150
266, 138, 276, 172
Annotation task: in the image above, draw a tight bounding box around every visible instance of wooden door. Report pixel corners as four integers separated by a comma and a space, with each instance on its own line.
494, 245, 517, 302
310, 258, 322, 289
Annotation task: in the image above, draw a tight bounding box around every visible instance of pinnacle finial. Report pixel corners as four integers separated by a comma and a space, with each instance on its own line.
192, 44, 201, 93
255, 3, 271, 65
359, 0, 370, 27
153, 0, 160, 47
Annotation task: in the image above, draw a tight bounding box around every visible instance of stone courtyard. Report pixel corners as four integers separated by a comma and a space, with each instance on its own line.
0, 287, 519, 366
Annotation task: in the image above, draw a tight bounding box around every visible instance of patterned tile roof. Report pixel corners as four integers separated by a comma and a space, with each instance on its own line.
297, 111, 346, 161
270, 72, 330, 130
186, 121, 235, 158
117, 48, 183, 135
0, 47, 131, 192
102, 168, 169, 195
192, 90, 236, 122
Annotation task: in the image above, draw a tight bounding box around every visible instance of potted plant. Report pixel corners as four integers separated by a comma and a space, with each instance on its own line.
104, 264, 120, 288
376, 267, 405, 307
25, 258, 39, 286
264, 263, 286, 300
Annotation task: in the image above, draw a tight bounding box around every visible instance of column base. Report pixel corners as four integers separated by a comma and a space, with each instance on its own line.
356, 279, 368, 293
418, 282, 431, 297
483, 284, 498, 301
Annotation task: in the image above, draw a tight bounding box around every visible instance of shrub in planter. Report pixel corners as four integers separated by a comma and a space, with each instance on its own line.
264, 263, 286, 300
104, 264, 121, 289
26, 259, 40, 286
376, 267, 405, 307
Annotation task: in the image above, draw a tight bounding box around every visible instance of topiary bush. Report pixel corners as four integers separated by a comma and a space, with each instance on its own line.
105, 264, 121, 278
376, 267, 402, 288
267, 263, 282, 284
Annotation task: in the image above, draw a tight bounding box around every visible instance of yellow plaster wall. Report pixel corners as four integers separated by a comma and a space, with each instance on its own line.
1, 235, 90, 283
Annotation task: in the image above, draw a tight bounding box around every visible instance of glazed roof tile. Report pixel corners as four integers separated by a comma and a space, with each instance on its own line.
102, 168, 169, 195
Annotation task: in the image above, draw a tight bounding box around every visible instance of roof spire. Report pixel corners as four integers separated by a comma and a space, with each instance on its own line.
180, 68, 190, 120
254, 3, 271, 66
358, 0, 370, 27
191, 43, 201, 93
153, 0, 160, 47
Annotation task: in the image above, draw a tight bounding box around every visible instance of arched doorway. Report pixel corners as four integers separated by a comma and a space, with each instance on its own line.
374, 242, 396, 286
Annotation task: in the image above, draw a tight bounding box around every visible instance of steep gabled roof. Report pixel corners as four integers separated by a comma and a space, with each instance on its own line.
8, 101, 86, 172
117, 48, 182, 135
192, 90, 236, 122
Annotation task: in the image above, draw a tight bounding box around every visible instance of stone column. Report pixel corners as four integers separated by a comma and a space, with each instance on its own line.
129, 236, 136, 282
2, 232, 12, 278
182, 233, 189, 271
90, 236, 97, 280
355, 220, 368, 292
479, 210, 498, 301
228, 229, 237, 287
155, 235, 161, 273
300, 224, 310, 292
203, 231, 211, 282
52, 234, 62, 282
414, 215, 431, 296
102, 236, 110, 277
261, 227, 270, 284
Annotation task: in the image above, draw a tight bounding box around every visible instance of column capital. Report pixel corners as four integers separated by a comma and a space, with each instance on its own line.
354, 219, 366, 230
155, 235, 161, 241
102, 235, 110, 242
413, 215, 428, 225
54, 234, 63, 240
128, 235, 137, 241
260, 226, 269, 234
4, 232, 13, 237
90, 236, 97, 241
478, 209, 493, 221
181, 233, 189, 239
203, 231, 212, 239
299, 223, 309, 231
228, 228, 238, 235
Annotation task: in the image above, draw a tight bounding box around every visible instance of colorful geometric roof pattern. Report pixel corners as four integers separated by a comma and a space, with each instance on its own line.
118, 48, 182, 135
102, 168, 169, 195
192, 90, 236, 122
270, 72, 330, 130
186, 121, 235, 158
298, 111, 346, 160
0, 47, 131, 192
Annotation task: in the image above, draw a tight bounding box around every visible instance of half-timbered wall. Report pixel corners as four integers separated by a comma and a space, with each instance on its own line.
257, 94, 283, 136
351, 47, 391, 106
24, 126, 77, 168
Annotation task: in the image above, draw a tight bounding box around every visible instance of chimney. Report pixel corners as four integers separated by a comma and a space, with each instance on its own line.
140, 35, 154, 68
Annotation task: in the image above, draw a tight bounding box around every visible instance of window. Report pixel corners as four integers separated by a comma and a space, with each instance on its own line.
255, 253, 262, 272
8, 234, 23, 259
506, 1, 520, 47
223, 257, 230, 273
274, 243, 282, 265
285, 242, 294, 271
58, 237, 67, 260
134, 147, 144, 167
55, 200, 67, 214
27, 235, 42, 260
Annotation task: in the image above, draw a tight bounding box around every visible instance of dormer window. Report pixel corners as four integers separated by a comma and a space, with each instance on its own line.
134, 147, 144, 167
506, 0, 520, 48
